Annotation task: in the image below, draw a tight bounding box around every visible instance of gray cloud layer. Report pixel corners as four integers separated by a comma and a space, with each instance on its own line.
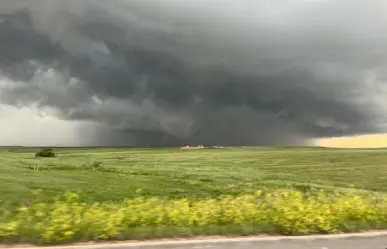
1, 0, 387, 146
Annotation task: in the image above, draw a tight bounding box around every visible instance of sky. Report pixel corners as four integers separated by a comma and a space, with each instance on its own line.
0, 0, 387, 146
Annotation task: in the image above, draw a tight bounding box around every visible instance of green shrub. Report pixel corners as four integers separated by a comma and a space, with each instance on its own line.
35, 148, 56, 158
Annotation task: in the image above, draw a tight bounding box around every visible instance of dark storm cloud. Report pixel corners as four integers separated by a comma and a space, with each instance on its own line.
1, 0, 387, 146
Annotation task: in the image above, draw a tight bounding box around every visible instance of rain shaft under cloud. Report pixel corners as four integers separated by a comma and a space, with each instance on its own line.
1, 0, 387, 146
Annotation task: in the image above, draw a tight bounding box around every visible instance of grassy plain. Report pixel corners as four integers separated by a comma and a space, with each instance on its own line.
1, 146, 387, 204
2, 146, 387, 244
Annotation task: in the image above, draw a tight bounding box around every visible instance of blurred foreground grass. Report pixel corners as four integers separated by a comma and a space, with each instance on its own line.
1, 189, 387, 245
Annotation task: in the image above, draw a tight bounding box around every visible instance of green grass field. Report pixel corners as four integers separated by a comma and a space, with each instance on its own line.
1, 146, 387, 204
3, 146, 387, 244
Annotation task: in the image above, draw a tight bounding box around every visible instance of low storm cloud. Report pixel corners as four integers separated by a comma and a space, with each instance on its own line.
0, 0, 387, 146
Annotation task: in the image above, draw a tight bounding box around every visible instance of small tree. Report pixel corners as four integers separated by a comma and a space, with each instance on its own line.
35, 148, 56, 158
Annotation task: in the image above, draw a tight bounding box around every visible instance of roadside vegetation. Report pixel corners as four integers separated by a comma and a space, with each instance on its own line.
2, 189, 387, 245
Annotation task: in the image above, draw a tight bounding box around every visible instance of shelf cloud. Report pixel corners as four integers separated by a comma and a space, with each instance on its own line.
1, 0, 387, 146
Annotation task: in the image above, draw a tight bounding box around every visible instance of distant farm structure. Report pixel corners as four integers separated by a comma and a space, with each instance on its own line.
180, 145, 228, 150
180, 145, 204, 150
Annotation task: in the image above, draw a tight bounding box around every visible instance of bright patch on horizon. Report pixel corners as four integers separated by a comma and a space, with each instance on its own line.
316, 133, 387, 148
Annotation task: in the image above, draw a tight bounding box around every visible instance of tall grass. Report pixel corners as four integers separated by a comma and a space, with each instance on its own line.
1, 189, 387, 245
